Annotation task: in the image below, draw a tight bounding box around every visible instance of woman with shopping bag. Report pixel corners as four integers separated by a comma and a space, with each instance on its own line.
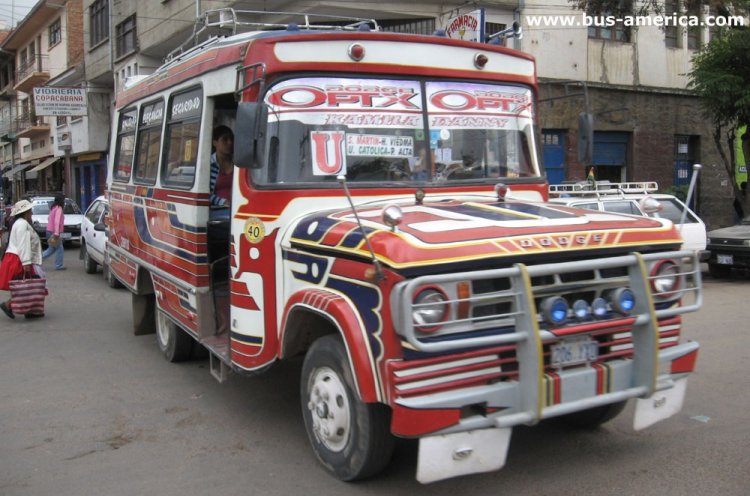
0, 200, 46, 319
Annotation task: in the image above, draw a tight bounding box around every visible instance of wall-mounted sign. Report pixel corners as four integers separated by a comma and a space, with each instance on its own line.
445, 9, 485, 42
33, 87, 88, 116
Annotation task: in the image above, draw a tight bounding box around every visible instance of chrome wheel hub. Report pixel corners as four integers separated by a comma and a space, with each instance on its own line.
307, 366, 351, 452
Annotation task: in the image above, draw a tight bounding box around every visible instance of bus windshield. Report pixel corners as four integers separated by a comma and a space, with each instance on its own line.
252, 77, 540, 186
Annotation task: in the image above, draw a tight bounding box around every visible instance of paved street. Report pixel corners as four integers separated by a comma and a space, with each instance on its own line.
1, 247, 749, 495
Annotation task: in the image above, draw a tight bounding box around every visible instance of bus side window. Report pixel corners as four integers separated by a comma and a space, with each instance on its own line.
134, 99, 164, 185
162, 87, 203, 188
113, 108, 137, 182
164, 120, 199, 186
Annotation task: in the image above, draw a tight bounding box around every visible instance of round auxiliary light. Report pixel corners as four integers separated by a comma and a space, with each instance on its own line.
348, 43, 365, 62
382, 204, 403, 230
540, 296, 569, 326
591, 297, 609, 318
495, 183, 509, 201
650, 260, 681, 296
572, 299, 591, 320
413, 288, 449, 331
609, 287, 636, 315
474, 53, 489, 69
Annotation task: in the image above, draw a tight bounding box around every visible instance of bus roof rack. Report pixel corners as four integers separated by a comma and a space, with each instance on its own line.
549, 180, 658, 197
166, 9, 380, 63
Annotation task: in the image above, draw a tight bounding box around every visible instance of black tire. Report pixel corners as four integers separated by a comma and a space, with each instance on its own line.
155, 308, 193, 362
190, 341, 209, 360
83, 246, 98, 274
104, 263, 124, 289
301, 335, 394, 481
558, 400, 628, 429
708, 263, 731, 279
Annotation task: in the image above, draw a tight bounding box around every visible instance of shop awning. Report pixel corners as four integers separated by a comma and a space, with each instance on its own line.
2, 163, 33, 179
28, 156, 60, 173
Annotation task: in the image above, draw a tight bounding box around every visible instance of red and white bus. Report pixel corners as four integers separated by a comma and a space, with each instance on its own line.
107, 10, 702, 483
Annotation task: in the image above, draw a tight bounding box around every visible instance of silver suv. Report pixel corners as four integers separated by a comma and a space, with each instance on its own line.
548, 181, 708, 258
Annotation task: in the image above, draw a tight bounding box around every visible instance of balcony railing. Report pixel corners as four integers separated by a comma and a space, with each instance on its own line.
15, 112, 50, 139
14, 55, 49, 93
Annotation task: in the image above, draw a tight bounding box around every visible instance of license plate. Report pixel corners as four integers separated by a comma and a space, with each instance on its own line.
551, 338, 598, 368
717, 254, 733, 265
60, 232, 72, 239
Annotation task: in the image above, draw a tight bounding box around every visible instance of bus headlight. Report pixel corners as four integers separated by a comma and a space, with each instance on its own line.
413, 287, 449, 332
591, 297, 609, 318
540, 296, 569, 326
572, 299, 591, 320
650, 260, 681, 297
609, 287, 636, 314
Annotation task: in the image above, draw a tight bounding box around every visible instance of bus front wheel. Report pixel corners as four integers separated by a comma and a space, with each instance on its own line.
301, 335, 394, 481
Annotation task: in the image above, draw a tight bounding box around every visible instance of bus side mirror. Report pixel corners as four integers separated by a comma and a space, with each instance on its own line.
234, 102, 266, 169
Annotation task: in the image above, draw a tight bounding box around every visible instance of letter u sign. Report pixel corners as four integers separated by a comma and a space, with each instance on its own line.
311, 131, 347, 176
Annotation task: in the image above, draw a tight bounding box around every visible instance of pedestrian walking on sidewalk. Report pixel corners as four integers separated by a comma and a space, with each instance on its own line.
42, 194, 66, 270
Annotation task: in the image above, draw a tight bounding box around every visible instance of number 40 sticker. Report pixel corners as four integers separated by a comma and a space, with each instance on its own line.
243, 217, 266, 244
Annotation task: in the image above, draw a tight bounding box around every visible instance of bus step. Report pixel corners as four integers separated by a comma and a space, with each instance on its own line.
210, 352, 230, 383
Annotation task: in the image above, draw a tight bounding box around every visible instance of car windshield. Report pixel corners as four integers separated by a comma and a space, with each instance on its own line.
647, 198, 699, 224
32, 202, 51, 215
30, 198, 82, 215
252, 77, 539, 186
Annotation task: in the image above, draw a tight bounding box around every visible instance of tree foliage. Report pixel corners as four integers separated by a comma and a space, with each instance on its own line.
688, 27, 750, 129
566, 0, 750, 215
688, 24, 750, 215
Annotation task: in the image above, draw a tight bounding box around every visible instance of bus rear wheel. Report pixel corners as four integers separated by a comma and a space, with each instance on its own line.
155, 309, 193, 362
301, 335, 394, 481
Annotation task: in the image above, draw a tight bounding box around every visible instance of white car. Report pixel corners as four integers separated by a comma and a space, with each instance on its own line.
548, 182, 708, 258
29, 195, 84, 245
80, 195, 122, 288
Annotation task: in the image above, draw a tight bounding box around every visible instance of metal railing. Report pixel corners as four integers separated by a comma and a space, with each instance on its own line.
166, 8, 379, 63
392, 251, 701, 353
15, 113, 48, 132
16, 54, 49, 82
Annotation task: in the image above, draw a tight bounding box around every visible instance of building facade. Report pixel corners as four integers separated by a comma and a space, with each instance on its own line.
2, 0, 735, 227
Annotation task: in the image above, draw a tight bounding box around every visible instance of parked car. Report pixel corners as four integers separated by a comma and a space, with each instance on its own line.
29, 195, 84, 245
705, 215, 750, 278
80, 195, 122, 288
548, 181, 708, 257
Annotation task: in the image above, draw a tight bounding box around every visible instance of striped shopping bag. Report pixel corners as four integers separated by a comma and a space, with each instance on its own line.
9, 277, 48, 316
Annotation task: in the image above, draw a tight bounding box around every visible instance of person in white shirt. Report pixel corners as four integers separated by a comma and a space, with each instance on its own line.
0, 200, 43, 319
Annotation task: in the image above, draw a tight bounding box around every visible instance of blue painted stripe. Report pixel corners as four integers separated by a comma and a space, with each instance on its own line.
134, 206, 208, 264
230, 332, 264, 345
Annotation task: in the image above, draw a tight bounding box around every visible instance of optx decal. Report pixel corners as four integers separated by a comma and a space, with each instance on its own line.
311, 131, 346, 175
426, 82, 533, 115
266, 82, 420, 110
429, 89, 531, 113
